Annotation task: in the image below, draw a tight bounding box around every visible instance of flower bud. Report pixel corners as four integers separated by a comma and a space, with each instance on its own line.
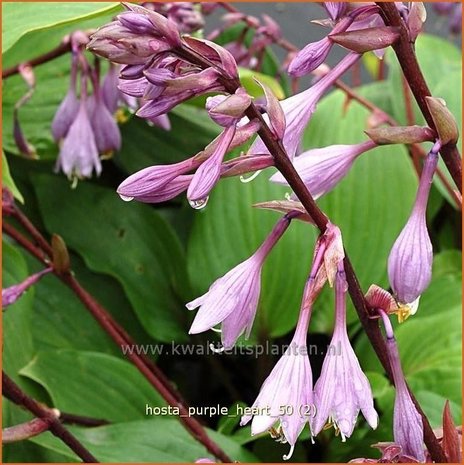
425, 97, 459, 145
51, 234, 70, 274
329, 26, 400, 53
365, 125, 435, 145
206, 89, 251, 127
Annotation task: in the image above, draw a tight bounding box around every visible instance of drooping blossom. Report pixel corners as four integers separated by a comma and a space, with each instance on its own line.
3, 267, 52, 309
312, 264, 378, 440
187, 215, 292, 349
90, 65, 122, 156
187, 89, 251, 205
239, 259, 318, 460
55, 73, 101, 180
248, 52, 361, 160
378, 310, 425, 462
387, 141, 440, 319
270, 140, 376, 199
52, 53, 80, 142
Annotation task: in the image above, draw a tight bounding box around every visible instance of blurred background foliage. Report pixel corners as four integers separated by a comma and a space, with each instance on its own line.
2, 2, 462, 463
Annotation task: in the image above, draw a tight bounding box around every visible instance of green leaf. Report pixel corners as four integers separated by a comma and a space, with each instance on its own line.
31, 419, 258, 462
20, 349, 165, 422
432, 249, 462, 278
2, 151, 24, 202
32, 174, 191, 342
2, 2, 119, 53
188, 84, 417, 337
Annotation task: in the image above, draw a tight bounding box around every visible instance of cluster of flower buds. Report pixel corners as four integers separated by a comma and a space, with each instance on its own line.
207, 11, 282, 71
52, 32, 123, 180
433, 2, 462, 35
142, 2, 205, 34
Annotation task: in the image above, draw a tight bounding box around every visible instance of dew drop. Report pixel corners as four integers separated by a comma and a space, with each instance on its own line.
209, 343, 224, 354
189, 197, 209, 210
119, 194, 134, 202
240, 170, 262, 183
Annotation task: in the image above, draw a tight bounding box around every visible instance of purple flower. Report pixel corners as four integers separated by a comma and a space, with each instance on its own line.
91, 71, 122, 156
270, 140, 376, 199
288, 37, 333, 77
52, 54, 80, 142
249, 52, 361, 160
324, 2, 347, 21
239, 257, 316, 460
55, 75, 101, 180
3, 267, 52, 308
379, 310, 425, 462
312, 265, 378, 440
187, 216, 292, 349
387, 144, 439, 318
101, 63, 121, 114
205, 89, 251, 128
187, 126, 236, 207
117, 157, 197, 201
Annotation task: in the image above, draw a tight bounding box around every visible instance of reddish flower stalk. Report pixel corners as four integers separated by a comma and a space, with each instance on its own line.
376, 2, 462, 193
1, 219, 232, 463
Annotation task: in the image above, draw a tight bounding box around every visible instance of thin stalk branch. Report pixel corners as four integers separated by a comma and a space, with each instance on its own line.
2, 220, 232, 463
377, 2, 462, 193
59, 412, 110, 427
2, 372, 99, 462
2, 40, 71, 79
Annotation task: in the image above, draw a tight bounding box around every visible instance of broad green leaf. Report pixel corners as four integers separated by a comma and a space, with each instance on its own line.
30, 419, 258, 462
432, 249, 462, 278
2, 2, 119, 53
20, 349, 165, 422
2, 151, 24, 202
188, 85, 417, 337
33, 174, 191, 342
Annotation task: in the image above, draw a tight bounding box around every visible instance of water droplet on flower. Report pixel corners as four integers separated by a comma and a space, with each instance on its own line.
209, 343, 224, 353
119, 194, 134, 202
240, 170, 262, 183
189, 197, 209, 210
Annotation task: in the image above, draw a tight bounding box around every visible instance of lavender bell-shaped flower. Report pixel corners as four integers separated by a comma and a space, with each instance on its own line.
187, 215, 291, 350
90, 67, 122, 157
55, 73, 102, 180
187, 89, 251, 207
239, 254, 318, 460
312, 264, 378, 440
52, 54, 80, 142
117, 157, 197, 202
249, 52, 361, 160
2, 267, 52, 308
379, 310, 425, 462
270, 140, 376, 199
387, 142, 440, 319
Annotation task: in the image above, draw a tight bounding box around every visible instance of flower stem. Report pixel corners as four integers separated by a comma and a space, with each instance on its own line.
2, 372, 99, 462
377, 2, 462, 193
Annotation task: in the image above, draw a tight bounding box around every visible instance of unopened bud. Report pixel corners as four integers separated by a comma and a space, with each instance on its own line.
407, 2, 427, 43
425, 97, 459, 145
51, 234, 70, 274
329, 26, 400, 53
253, 200, 314, 224
365, 125, 435, 145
